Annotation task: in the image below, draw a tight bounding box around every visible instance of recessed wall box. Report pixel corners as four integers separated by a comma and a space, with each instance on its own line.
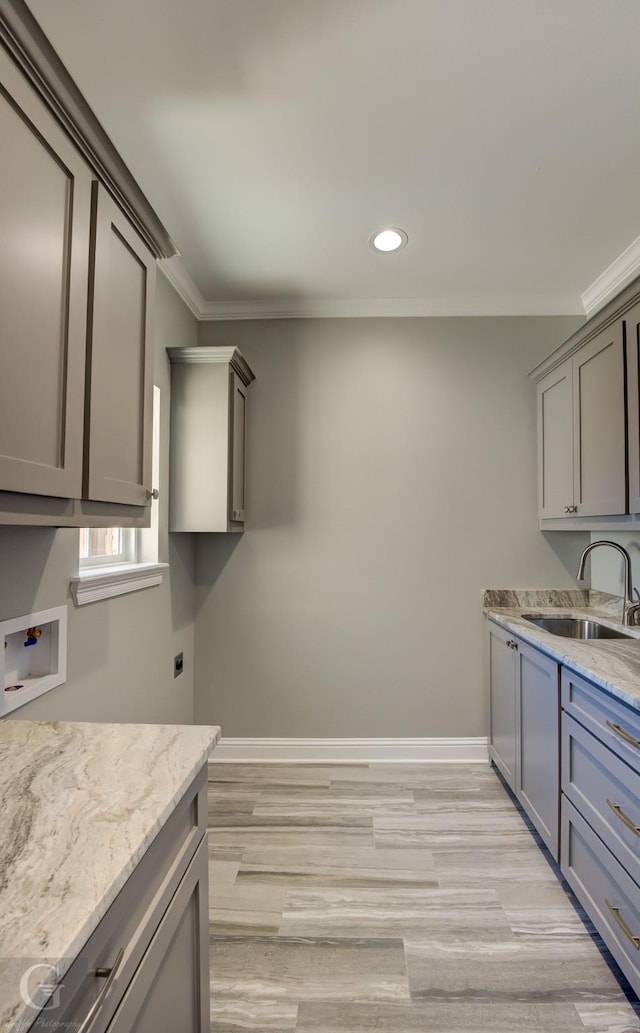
1, 605, 67, 716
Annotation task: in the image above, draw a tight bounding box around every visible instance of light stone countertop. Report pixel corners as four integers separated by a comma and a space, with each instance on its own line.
484, 589, 640, 712
0, 720, 220, 1033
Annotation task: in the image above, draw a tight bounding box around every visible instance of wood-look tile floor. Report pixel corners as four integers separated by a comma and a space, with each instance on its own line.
207, 763, 640, 1032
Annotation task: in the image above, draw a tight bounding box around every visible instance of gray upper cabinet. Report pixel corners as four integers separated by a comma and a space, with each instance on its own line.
0, 6, 174, 525
536, 324, 625, 521
167, 348, 255, 532
572, 322, 626, 517
532, 304, 629, 528
86, 184, 155, 507
625, 300, 640, 513
0, 48, 90, 499
537, 361, 574, 519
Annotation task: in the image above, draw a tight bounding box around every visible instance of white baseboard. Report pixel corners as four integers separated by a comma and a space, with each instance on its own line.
209, 737, 489, 764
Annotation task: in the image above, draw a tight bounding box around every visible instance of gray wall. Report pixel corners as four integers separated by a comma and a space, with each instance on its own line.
194, 315, 586, 738
588, 530, 640, 598
2, 273, 198, 724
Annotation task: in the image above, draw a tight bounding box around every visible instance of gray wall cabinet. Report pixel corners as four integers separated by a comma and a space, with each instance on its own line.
625, 300, 640, 515
86, 184, 156, 507
488, 620, 560, 859
0, 6, 171, 526
167, 347, 255, 532
0, 48, 91, 501
27, 765, 210, 1033
535, 324, 626, 522
530, 269, 640, 530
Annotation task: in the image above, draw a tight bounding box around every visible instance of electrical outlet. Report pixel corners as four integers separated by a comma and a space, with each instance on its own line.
174, 652, 184, 678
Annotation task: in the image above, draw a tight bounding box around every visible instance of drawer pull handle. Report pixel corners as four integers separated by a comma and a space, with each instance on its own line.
605, 900, 640, 950
606, 720, 640, 751
77, 947, 124, 1033
606, 799, 640, 836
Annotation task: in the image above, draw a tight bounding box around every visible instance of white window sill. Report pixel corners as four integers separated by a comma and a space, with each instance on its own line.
70, 563, 169, 607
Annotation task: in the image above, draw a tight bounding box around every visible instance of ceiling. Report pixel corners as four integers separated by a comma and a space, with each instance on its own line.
26, 0, 640, 318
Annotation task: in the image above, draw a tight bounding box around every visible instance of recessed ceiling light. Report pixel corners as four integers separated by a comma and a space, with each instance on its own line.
370, 228, 408, 253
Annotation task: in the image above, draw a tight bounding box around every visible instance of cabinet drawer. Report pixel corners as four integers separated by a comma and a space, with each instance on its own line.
562, 712, 640, 886
562, 670, 640, 773
561, 796, 640, 998
28, 767, 207, 1032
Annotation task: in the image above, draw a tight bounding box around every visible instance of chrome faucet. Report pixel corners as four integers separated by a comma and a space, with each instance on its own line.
576, 541, 640, 627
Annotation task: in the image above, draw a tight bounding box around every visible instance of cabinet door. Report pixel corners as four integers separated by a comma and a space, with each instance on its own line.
229, 370, 248, 524
572, 323, 626, 517
105, 836, 210, 1033
0, 51, 91, 498
625, 301, 640, 513
515, 641, 560, 859
86, 184, 155, 506
488, 622, 517, 790
537, 361, 574, 519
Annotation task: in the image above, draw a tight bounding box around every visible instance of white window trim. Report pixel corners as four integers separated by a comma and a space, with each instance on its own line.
71, 387, 166, 607
70, 562, 169, 606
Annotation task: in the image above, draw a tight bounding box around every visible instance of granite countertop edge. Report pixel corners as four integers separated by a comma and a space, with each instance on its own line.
48, 723, 222, 969
484, 592, 640, 712
0, 720, 220, 1033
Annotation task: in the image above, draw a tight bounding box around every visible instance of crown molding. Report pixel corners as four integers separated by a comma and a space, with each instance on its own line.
581, 233, 640, 317
167, 346, 255, 383
1, 0, 177, 259
157, 259, 582, 320
197, 295, 583, 320
158, 256, 206, 318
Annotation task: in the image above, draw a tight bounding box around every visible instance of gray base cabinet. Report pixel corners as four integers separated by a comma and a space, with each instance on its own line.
105, 837, 209, 1033
28, 766, 210, 1033
516, 641, 560, 859
488, 620, 560, 859
488, 621, 517, 789
561, 670, 640, 998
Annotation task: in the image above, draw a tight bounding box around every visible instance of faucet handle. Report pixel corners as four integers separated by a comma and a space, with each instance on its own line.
634, 588, 640, 605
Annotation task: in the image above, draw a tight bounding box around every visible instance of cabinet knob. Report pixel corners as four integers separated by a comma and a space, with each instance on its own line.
564, 506, 570, 514
145, 488, 159, 500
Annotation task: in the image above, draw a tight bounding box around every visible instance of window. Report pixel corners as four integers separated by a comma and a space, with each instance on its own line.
79, 526, 137, 569
70, 386, 167, 605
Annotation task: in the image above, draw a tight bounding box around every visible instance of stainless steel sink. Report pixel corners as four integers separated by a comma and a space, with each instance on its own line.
521, 615, 633, 640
